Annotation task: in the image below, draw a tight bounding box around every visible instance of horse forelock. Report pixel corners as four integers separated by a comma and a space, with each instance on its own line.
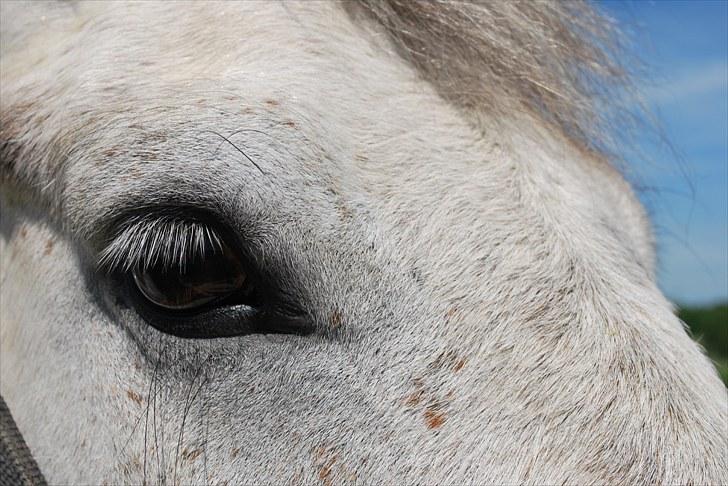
349, 0, 643, 163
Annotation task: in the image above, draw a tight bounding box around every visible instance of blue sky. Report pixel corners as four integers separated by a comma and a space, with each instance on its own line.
599, 1, 727, 306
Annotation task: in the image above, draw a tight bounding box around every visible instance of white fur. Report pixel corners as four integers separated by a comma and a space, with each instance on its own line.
0, 1, 726, 485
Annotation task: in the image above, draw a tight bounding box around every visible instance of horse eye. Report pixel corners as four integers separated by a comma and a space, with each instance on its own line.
131, 241, 253, 312
115, 216, 312, 339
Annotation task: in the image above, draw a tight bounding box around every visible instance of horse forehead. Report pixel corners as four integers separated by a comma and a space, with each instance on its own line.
3, 2, 489, 229
3, 2, 392, 93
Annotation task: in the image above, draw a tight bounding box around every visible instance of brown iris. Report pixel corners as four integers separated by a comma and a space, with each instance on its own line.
132, 243, 251, 311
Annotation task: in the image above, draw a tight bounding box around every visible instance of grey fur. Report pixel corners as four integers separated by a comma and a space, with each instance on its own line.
0, 1, 726, 485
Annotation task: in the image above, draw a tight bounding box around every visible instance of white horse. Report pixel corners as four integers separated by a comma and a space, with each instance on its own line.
0, 1, 726, 484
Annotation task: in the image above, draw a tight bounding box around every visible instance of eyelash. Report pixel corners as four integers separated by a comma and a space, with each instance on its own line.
98, 213, 223, 274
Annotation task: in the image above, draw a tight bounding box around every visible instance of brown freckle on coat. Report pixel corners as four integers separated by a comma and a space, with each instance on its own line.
265, 99, 279, 106
424, 408, 446, 429
231, 447, 240, 459
101, 147, 120, 158
43, 238, 54, 256
319, 465, 333, 485
453, 358, 467, 372
431, 350, 454, 369
126, 389, 143, 406
405, 389, 423, 406
313, 446, 341, 486
282, 120, 296, 127
445, 307, 458, 320
182, 448, 203, 462
336, 200, 353, 221
314, 446, 326, 460
329, 309, 343, 329
318, 454, 337, 486
18, 227, 28, 239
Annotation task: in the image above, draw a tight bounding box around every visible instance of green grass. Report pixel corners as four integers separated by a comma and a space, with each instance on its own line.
678, 303, 728, 386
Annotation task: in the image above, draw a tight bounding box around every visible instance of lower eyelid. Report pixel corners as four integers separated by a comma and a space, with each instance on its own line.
137, 302, 263, 339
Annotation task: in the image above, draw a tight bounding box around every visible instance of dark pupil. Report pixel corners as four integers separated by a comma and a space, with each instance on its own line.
133, 246, 247, 310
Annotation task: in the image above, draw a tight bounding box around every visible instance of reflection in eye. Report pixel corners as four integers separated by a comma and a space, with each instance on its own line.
131, 240, 254, 312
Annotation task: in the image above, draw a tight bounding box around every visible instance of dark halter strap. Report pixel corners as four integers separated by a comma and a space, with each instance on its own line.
0, 394, 46, 486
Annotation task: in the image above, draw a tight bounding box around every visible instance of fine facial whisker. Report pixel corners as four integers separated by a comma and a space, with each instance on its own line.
203, 129, 265, 175
173, 352, 211, 485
